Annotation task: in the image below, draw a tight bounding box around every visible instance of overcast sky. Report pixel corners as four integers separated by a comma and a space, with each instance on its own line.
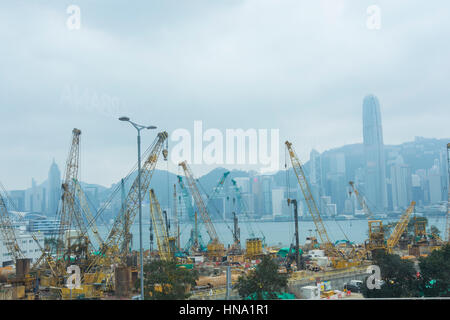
1, 0, 449, 190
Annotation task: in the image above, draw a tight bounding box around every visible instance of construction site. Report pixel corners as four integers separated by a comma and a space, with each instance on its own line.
0, 129, 449, 300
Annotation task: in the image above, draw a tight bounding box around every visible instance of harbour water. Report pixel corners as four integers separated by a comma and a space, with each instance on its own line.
94, 216, 447, 251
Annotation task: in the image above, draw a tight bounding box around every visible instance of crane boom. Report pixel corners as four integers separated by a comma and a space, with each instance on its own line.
104, 131, 168, 258
386, 201, 416, 252
0, 192, 24, 261
178, 161, 219, 243
150, 189, 172, 261
285, 141, 333, 250
349, 181, 374, 219
73, 179, 104, 248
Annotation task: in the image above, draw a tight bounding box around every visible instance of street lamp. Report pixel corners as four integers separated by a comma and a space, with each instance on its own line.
119, 116, 157, 300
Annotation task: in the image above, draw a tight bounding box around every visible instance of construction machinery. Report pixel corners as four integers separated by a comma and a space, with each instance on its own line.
88, 131, 168, 266
80, 131, 168, 298
386, 201, 416, 254
285, 141, 357, 269
73, 179, 104, 250
0, 191, 24, 263
349, 181, 384, 254
230, 178, 265, 258
149, 189, 173, 261
177, 175, 206, 254
179, 161, 224, 260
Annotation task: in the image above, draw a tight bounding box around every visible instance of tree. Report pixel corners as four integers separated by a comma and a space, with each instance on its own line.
236, 255, 288, 300
361, 250, 420, 298
139, 260, 199, 300
418, 244, 450, 297
429, 225, 440, 238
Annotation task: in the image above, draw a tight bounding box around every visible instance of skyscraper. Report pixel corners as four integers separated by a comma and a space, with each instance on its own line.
362, 95, 388, 212
47, 159, 61, 216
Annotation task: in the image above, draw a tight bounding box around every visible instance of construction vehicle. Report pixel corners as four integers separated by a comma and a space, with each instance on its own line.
285, 141, 357, 269
230, 178, 265, 258
82, 131, 168, 298
179, 161, 224, 260
386, 201, 416, 254
0, 191, 24, 264
177, 175, 206, 254
149, 189, 173, 261
349, 181, 384, 255
88, 131, 168, 263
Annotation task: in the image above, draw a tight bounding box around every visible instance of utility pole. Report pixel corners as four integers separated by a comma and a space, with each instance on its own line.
233, 212, 240, 250
288, 198, 300, 270
119, 116, 157, 300
226, 265, 232, 300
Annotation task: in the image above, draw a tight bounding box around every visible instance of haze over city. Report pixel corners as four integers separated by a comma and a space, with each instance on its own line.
1, 0, 449, 191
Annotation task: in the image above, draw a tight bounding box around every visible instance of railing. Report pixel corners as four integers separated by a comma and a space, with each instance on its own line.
288, 266, 368, 285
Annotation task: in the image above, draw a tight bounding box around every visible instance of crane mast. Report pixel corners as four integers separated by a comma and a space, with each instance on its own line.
57, 128, 82, 259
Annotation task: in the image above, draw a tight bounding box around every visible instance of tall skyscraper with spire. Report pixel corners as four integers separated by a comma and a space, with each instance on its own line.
47, 159, 61, 216
362, 95, 388, 212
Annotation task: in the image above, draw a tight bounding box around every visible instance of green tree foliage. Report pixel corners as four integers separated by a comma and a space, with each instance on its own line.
418, 244, 450, 297
362, 250, 420, 298
140, 260, 199, 300
236, 255, 288, 300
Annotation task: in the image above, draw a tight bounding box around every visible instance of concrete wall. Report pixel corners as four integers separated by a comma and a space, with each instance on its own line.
287, 269, 368, 298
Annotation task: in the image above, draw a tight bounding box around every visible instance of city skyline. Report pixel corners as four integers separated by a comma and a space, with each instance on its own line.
7, 133, 448, 222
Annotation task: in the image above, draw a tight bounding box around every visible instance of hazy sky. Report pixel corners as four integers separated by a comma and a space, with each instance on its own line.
1, 0, 449, 190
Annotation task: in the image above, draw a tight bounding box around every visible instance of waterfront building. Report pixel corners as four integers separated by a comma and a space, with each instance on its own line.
362, 95, 388, 212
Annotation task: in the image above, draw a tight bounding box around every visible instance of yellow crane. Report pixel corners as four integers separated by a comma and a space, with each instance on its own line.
57, 129, 84, 262
0, 191, 24, 262
178, 161, 224, 260
386, 201, 416, 253
285, 141, 354, 268
149, 189, 173, 261
73, 179, 104, 249
349, 181, 385, 252
85, 131, 168, 273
